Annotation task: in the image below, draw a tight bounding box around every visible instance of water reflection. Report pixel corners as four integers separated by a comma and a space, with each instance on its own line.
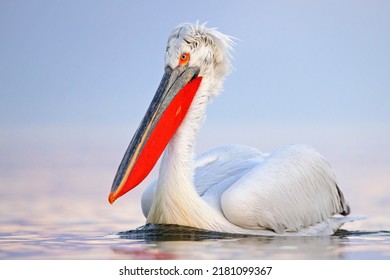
110, 234, 346, 260
106, 224, 390, 260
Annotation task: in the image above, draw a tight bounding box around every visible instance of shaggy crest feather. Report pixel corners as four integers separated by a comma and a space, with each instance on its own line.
165, 22, 234, 98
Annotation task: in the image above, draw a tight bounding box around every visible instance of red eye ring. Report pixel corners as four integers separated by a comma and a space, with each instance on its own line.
179, 53, 190, 66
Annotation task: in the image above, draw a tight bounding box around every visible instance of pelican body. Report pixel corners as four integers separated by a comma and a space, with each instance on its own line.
109, 23, 351, 236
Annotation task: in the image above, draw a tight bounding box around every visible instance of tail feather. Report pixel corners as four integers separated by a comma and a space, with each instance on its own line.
335, 184, 350, 216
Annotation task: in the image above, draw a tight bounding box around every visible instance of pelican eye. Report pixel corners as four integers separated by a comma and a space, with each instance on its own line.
179, 53, 190, 66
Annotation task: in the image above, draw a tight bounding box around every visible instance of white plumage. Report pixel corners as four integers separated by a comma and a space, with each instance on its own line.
142, 144, 351, 236
117, 23, 352, 236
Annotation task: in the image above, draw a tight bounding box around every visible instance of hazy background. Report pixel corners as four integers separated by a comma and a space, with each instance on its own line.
1, 0, 389, 232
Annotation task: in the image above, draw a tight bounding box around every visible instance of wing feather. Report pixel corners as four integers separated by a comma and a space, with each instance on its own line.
194, 144, 266, 196
220, 145, 350, 233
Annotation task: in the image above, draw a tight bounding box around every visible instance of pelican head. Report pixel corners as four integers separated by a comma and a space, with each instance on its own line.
109, 23, 233, 203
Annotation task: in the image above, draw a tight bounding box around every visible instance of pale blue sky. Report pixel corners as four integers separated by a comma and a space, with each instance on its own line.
1, 1, 389, 211
1, 0, 389, 127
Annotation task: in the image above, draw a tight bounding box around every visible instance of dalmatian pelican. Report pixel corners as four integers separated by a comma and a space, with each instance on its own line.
108, 23, 351, 236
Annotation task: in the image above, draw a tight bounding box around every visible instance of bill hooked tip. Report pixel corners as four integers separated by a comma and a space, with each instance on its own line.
108, 193, 117, 204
